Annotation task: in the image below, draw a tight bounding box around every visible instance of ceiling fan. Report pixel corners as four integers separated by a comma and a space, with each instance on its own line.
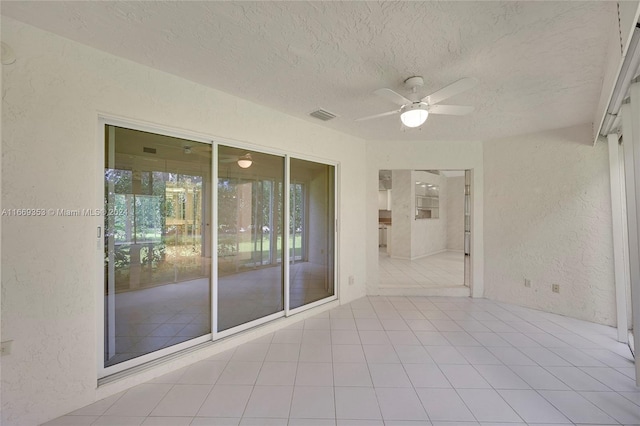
219, 153, 254, 168
356, 76, 477, 128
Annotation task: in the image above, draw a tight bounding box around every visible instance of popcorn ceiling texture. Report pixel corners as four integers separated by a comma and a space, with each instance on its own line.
483, 124, 616, 326
1, 1, 615, 142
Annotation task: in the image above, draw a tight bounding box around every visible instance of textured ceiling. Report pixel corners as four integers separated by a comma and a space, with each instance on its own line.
2, 1, 616, 141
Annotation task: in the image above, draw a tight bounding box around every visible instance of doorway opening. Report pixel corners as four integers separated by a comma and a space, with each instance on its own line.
377, 169, 470, 296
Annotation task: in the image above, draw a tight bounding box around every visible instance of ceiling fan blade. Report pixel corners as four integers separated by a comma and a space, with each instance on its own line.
422, 77, 478, 105
428, 104, 474, 116
374, 88, 412, 106
355, 109, 401, 122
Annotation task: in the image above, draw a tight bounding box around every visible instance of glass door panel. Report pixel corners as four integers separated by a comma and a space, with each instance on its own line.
289, 159, 335, 309
217, 145, 284, 331
104, 125, 212, 368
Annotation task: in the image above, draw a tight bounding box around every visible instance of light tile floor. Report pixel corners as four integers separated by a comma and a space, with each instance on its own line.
378, 250, 468, 289
46, 296, 639, 426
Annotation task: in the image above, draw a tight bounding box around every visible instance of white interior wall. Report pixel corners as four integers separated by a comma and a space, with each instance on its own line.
366, 140, 484, 297
411, 171, 448, 258
483, 124, 616, 326
389, 170, 412, 259
446, 176, 465, 251
1, 18, 367, 426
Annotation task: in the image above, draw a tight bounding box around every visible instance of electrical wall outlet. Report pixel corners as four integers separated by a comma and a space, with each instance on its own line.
524, 278, 531, 288
1, 340, 13, 356
552, 284, 560, 293
348, 275, 355, 285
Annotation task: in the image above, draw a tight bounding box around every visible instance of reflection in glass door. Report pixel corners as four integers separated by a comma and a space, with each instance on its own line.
104, 125, 212, 368
217, 145, 285, 331
289, 158, 335, 309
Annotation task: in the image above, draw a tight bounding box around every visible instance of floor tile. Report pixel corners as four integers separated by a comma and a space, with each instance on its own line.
333, 363, 372, 387
239, 418, 287, 426
331, 329, 360, 345
459, 346, 502, 365
510, 365, 570, 390
404, 363, 451, 388
355, 318, 384, 330
104, 384, 172, 417
457, 389, 522, 422
93, 417, 145, 426
288, 419, 336, 426
265, 343, 300, 362
415, 388, 475, 422
299, 343, 332, 363
538, 390, 618, 424
497, 389, 570, 423
243, 385, 293, 418
217, 362, 262, 385
256, 361, 298, 385
190, 418, 240, 426
41, 416, 100, 425
469, 332, 511, 347
358, 330, 391, 345
414, 331, 450, 346
332, 345, 366, 363
231, 344, 269, 362
296, 362, 334, 386
394, 345, 434, 364
369, 363, 412, 387
334, 387, 382, 420
549, 347, 607, 367
580, 366, 639, 392
486, 347, 536, 366
197, 385, 252, 417
363, 345, 400, 363
150, 384, 211, 416
473, 364, 530, 389
68, 392, 124, 416
178, 361, 227, 385
545, 366, 612, 391
302, 330, 332, 345
141, 417, 193, 425
425, 346, 468, 364
439, 364, 491, 388
375, 388, 427, 420
272, 329, 303, 344
520, 347, 571, 366
290, 386, 335, 419
579, 391, 640, 424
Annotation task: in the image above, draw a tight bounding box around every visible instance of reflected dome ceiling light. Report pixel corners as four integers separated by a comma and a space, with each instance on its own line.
400, 103, 428, 128
237, 153, 253, 168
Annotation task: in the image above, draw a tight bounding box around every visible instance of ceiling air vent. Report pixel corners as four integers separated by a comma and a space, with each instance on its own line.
309, 109, 337, 121
143, 147, 157, 154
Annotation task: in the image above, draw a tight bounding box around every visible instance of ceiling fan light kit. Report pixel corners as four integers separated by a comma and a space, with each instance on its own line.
400, 103, 429, 128
237, 153, 253, 168
356, 76, 477, 129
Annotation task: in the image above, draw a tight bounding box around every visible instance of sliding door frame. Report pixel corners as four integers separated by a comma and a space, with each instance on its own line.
96, 115, 215, 379
97, 115, 340, 379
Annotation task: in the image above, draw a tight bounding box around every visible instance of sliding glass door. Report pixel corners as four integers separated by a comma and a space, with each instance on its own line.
102, 124, 336, 376
289, 158, 335, 310
104, 125, 212, 368
217, 145, 285, 331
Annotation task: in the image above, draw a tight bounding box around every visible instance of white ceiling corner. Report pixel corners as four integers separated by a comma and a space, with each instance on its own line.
2, 1, 616, 142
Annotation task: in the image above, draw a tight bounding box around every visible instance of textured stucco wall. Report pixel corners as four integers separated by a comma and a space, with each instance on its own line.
390, 170, 412, 259
483, 124, 616, 326
446, 176, 465, 251
1, 18, 367, 426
